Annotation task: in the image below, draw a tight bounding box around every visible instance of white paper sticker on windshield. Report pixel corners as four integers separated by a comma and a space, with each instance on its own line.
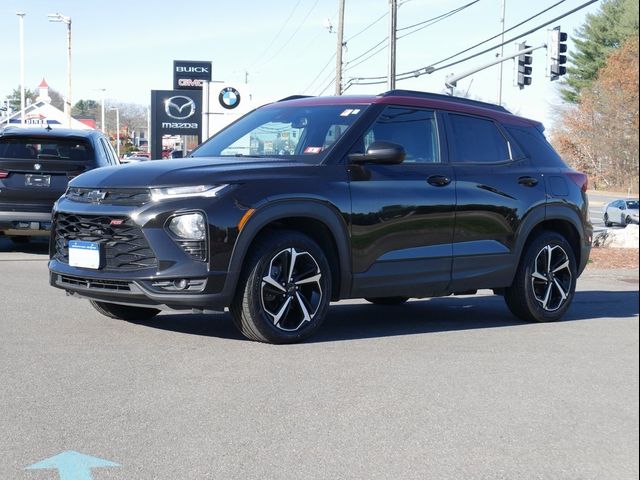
340, 109, 353, 116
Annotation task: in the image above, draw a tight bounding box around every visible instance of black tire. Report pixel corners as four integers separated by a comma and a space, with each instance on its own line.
365, 297, 409, 306
504, 231, 577, 323
90, 300, 160, 321
229, 230, 332, 344
625, 216, 632, 225
604, 213, 612, 227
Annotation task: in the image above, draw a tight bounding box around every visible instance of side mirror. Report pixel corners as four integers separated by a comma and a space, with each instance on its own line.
349, 141, 405, 165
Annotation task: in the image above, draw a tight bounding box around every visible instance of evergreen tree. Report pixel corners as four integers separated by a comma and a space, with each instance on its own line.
6, 88, 37, 111
561, 0, 638, 103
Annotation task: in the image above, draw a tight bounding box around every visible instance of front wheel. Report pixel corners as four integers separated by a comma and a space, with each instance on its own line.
625, 216, 633, 225
504, 232, 577, 323
90, 300, 160, 321
230, 230, 332, 344
604, 213, 612, 227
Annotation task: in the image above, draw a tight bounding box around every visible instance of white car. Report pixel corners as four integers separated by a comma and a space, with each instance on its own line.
603, 199, 639, 226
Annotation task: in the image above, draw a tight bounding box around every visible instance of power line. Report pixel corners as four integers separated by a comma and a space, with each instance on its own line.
343, 0, 481, 74
348, 0, 590, 87
397, 0, 480, 32
429, 0, 566, 68
262, 0, 321, 66
344, 11, 388, 44
251, 0, 303, 65
303, 52, 336, 93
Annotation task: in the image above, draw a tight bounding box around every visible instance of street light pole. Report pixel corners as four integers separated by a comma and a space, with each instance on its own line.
497, 0, 506, 105
16, 12, 26, 125
334, 0, 345, 95
47, 13, 72, 127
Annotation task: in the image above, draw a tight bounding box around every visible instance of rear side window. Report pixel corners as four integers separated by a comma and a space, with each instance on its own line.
363, 106, 440, 163
0, 137, 93, 161
505, 125, 567, 167
448, 114, 510, 163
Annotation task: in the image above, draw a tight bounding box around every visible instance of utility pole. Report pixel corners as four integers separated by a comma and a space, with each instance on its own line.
497, 0, 506, 105
17, 12, 26, 125
387, 0, 398, 90
335, 0, 345, 95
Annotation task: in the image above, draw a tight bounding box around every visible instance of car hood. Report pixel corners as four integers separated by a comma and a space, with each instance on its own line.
70, 157, 310, 188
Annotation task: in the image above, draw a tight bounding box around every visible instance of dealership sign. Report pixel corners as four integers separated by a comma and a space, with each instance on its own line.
173, 60, 212, 90
150, 89, 202, 157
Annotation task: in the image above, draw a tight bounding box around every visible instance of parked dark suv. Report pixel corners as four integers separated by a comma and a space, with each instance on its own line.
0, 127, 119, 242
48, 91, 592, 343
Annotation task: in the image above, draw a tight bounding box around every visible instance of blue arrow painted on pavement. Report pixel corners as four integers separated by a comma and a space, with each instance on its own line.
26, 450, 120, 480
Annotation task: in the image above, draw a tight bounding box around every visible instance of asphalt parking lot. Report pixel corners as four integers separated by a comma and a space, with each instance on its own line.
1, 237, 638, 480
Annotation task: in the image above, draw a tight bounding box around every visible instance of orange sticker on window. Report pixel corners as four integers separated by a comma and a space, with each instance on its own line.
304, 146, 322, 154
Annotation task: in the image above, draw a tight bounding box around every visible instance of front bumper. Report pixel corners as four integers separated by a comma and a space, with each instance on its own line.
48, 194, 242, 311
48, 266, 232, 311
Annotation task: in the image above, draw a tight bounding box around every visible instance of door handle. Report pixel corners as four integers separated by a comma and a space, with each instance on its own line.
427, 175, 451, 187
518, 176, 538, 187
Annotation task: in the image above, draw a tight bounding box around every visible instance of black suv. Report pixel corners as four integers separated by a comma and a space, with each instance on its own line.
0, 127, 119, 241
48, 91, 592, 343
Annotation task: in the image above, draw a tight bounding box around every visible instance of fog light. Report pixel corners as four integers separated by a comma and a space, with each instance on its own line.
174, 279, 189, 290
168, 213, 205, 240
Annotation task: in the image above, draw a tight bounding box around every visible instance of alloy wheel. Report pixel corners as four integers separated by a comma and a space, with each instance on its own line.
530, 244, 572, 312
260, 248, 323, 332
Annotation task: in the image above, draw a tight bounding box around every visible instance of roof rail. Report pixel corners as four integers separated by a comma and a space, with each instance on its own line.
380, 89, 510, 113
277, 95, 314, 102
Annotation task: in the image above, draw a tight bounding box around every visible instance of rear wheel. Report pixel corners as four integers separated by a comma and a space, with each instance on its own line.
230, 230, 331, 344
505, 232, 577, 323
365, 297, 409, 306
90, 300, 160, 321
625, 216, 633, 225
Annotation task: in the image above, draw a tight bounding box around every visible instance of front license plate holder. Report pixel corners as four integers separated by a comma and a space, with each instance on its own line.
68, 240, 102, 269
25, 174, 51, 187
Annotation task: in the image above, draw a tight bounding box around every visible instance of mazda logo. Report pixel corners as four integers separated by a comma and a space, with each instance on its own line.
164, 96, 196, 120
34, 163, 42, 171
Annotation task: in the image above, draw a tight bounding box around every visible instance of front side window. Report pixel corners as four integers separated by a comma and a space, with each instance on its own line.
361, 106, 440, 163
448, 114, 510, 163
192, 104, 366, 162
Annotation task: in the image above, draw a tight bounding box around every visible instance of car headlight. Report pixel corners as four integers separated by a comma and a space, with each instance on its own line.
150, 184, 227, 201
168, 213, 206, 240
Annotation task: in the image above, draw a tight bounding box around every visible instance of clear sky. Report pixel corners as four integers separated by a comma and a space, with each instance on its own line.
0, 0, 602, 128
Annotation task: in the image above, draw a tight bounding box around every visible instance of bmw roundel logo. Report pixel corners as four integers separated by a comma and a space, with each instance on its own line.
219, 87, 241, 110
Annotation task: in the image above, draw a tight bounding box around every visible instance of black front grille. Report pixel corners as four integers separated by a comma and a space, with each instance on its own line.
53, 213, 158, 271
66, 187, 151, 206
59, 275, 132, 291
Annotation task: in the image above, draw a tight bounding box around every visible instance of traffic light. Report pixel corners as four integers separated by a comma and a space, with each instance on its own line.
517, 43, 533, 89
549, 26, 568, 80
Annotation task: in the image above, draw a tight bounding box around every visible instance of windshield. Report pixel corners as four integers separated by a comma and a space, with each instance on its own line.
626, 200, 639, 209
191, 104, 367, 162
0, 137, 93, 161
